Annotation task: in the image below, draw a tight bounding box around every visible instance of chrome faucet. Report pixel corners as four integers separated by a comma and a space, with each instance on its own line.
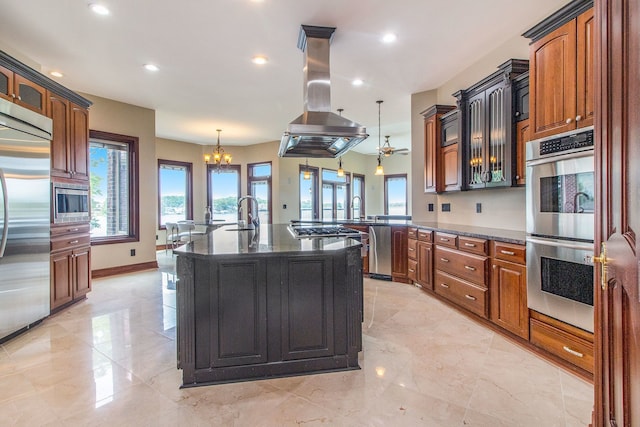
351, 195, 364, 220
573, 192, 589, 213
237, 196, 260, 229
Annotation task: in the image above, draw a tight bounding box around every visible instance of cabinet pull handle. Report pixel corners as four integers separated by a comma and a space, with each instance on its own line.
440, 283, 449, 288
11, 93, 16, 99
500, 250, 515, 256
575, 115, 582, 122
464, 294, 477, 301
409, 247, 415, 251
17, 96, 21, 101
464, 265, 476, 271
69, 240, 79, 244
440, 238, 449, 242
566, 117, 573, 124
440, 258, 449, 263
515, 111, 520, 117
408, 268, 415, 273
70, 228, 79, 232
464, 243, 476, 247
562, 346, 584, 358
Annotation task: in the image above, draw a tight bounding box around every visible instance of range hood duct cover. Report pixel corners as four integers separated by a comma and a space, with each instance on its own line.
279, 25, 368, 158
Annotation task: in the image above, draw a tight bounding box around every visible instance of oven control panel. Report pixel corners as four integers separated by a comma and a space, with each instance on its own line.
539, 129, 594, 155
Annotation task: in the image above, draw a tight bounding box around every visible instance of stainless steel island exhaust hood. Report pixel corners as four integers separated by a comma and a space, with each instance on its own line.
279, 25, 368, 158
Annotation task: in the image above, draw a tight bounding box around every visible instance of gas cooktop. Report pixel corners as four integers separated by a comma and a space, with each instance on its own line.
288, 225, 362, 239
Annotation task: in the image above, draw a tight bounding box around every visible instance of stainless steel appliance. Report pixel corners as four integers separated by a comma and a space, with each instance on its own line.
53, 183, 89, 223
0, 97, 52, 342
288, 224, 361, 239
368, 225, 391, 280
525, 126, 595, 332
279, 25, 368, 158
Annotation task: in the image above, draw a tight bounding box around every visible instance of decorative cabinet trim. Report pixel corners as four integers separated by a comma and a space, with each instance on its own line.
522, 0, 594, 42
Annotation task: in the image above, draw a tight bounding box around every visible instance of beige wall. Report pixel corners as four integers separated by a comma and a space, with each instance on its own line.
81, 93, 158, 270
409, 34, 529, 231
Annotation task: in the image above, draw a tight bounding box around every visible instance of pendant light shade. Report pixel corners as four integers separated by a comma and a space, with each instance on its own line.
375, 154, 384, 175
337, 156, 345, 177
303, 158, 311, 180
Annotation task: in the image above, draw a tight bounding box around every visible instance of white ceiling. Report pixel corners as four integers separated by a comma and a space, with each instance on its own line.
0, 0, 567, 155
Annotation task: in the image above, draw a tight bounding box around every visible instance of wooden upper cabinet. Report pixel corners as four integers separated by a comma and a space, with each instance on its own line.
440, 109, 462, 192
576, 8, 594, 129
515, 119, 530, 186
528, 7, 594, 140
14, 74, 47, 114
0, 65, 13, 102
422, 105, 455, 193
49, 94, 71, 178
70, 104, 90, 181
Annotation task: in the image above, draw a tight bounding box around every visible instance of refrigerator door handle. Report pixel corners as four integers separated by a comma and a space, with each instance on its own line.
0, 169, 8, 258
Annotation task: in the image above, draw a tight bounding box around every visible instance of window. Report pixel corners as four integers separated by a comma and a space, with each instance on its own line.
384, 174, 407, 215
207, 165, 241, 222
158, 160, 193, 228
352, 173, 365, 219
321, 169, 349, 220
89, 130, 139, 244
299, 164, 319, 220
247, 162, 272, 224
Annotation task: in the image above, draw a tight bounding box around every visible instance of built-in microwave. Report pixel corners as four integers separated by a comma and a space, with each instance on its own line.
53, 184, 89, 223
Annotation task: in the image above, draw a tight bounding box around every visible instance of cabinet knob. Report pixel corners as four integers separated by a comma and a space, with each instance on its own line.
566, 118, 573, 124
515, 111, 520, 117
575, 115, 582, 122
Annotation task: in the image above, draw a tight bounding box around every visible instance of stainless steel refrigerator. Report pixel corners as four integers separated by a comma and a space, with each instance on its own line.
0, 97, 52, 342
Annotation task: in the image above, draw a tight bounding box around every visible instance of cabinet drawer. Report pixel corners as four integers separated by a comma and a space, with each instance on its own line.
51, 223, 90, 237
51, 234, 90, 252
493, 241, 526, 264
434, 246, 488, 286
407, 259, 417, 281
435, 232, 457, 248
407, 238, 418, 260
530, 318, 594, 374
434, 271, 488, 318
417, 229, 432, 242
458, 236, 488, 256
407, 227, 418, 239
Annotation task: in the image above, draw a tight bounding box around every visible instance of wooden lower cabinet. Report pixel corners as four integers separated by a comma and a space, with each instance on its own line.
490, 258, 528, 339
391, 226, 409, 283
416, 241, 433, 290
50, 223, 92, 311
529, 310, 594, 375
51, 245, 91, 311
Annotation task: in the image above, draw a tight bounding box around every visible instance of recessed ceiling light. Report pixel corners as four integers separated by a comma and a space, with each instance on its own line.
382, 33, 397, 43
252, 55, 268, 65
50, 71, 63, 78
89, 3, 110, 15
352, 78, 364, 86
144, 64, 159, 72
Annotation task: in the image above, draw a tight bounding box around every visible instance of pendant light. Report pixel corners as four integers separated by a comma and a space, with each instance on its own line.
336, 108, 345, 177
375, 100, 384, 176
303, 158, 311, 180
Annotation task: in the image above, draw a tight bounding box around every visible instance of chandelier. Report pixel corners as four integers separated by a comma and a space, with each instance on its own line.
204, 129, 232, 171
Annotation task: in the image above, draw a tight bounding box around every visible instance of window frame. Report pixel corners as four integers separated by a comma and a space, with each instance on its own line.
351, 173, 366, 219
384, 173, 408, 215
299, 164, 320, 220
247, 161, 272, 224
206, 164, 242, 220
321, 168, 350, 220
89, 129, 139, 246
157, 159, 193, 230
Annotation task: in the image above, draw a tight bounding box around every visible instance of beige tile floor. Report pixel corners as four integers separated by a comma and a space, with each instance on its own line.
0, 251, 593, 426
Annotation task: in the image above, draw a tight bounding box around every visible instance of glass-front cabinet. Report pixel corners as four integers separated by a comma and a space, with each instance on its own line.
454, 59, 529, 190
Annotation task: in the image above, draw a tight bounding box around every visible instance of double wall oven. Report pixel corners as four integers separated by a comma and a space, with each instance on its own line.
526, 126, 595, 332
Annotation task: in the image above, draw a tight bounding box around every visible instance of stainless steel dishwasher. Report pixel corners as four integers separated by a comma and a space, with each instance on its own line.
368, 225, 392, 280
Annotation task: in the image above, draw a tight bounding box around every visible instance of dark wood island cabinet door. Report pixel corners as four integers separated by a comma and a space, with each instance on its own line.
197, 259, 268, 369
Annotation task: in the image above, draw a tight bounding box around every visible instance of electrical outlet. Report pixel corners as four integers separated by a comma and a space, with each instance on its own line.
130, 249, 136, 256
428, 203, 434, 212
476, 203, 482, 213
441, 203, 451, 212
282, 204, 287, 209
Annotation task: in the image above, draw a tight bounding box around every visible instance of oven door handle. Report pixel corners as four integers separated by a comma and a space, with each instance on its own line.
526, 236, 594, 251
526, 149, 593, 167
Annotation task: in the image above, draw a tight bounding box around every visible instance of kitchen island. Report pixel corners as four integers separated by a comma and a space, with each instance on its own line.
174, 224, 363, 387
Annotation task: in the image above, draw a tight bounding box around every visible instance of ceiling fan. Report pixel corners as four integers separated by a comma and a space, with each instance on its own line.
378, 135, 409, 156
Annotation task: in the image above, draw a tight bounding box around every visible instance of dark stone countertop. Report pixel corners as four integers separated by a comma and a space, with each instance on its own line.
174, 224, 362, 259
291, 219, 525, 245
